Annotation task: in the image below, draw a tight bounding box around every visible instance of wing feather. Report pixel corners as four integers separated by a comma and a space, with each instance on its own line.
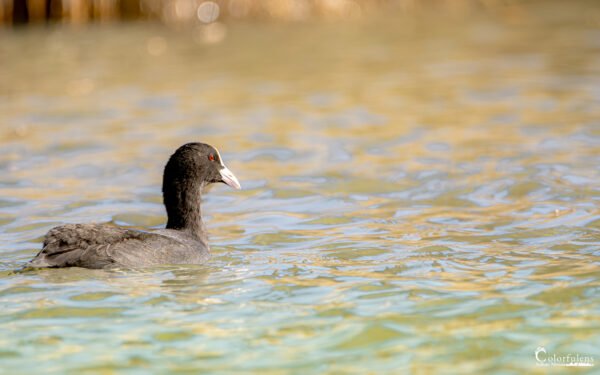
30, 224, 154, 269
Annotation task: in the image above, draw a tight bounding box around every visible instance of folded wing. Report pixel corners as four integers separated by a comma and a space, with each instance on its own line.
29, 223, 206, 269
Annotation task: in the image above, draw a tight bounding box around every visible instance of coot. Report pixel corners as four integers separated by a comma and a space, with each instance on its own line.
27, 142, 241, 269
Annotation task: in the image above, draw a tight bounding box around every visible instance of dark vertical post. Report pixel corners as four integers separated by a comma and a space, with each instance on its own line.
13, 0, 29, 25
45, 0, 52, 20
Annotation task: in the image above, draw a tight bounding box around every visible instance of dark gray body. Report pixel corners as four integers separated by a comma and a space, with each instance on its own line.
29, 223, 210, 269
25, 142, 242, 270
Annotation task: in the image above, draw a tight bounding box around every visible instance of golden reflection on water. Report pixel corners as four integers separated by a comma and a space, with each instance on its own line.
1, 2, 600, 373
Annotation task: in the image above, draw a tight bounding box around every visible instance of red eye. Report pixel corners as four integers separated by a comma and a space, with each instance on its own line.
208, 154, 215, 162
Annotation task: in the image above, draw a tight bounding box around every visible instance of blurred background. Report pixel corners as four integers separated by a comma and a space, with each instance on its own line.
3, 0, 589, 25
1, 0, 599, 374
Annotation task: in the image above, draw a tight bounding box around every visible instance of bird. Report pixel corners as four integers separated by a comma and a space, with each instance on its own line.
27, 142, 241, 269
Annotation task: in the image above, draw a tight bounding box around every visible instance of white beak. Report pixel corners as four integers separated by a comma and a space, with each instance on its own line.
219, 166, 241, 189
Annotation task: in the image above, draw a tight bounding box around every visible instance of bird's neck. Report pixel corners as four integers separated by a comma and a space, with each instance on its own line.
164, 181, 207, 242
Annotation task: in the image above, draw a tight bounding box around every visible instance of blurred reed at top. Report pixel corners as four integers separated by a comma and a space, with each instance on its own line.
0, 0, 537, 26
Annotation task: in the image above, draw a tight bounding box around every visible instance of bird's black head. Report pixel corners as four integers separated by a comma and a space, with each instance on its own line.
162, 142, 240, 235
163, 142, 241, 191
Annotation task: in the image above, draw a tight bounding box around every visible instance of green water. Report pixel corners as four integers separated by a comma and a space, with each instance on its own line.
1, 3, 599, 374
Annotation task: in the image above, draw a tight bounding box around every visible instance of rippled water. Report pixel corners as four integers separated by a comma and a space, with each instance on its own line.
1, 4, 600, 374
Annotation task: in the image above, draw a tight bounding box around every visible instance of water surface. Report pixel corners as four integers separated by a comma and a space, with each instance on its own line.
1, 4, 599, 374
